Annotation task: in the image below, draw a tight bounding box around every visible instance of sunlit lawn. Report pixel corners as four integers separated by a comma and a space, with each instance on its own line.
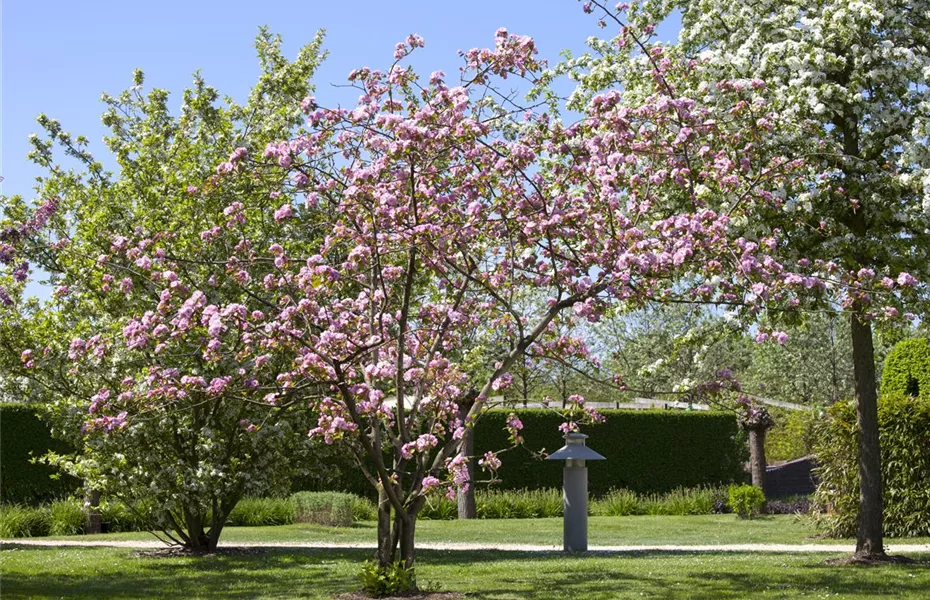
44, 514, 930, 547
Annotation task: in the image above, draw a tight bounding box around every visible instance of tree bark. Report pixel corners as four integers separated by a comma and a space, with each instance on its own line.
398, 515, 417, 570
456, 427, 477, 519
748, 428, 768, 490
850, 313, 886, 558
84, 489, 102, 535
376, 486, 393, 567
456, 397, 477, 519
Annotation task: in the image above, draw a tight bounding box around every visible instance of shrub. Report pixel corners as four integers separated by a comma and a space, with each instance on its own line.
881, 338, 930, 399
0, 405, 80, 504
290, 492, 354, 527
813, 393, 930, 537
0, 505, 51, 538
47, 500, 85, 536
359, 561, 416, 597
728, 484, 766, 518
227, 497, 294, 527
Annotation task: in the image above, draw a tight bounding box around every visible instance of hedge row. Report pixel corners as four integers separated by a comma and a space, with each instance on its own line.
475, 410, 746, 495
0, 404, 80, 504
296, 409, 747, 497
2, 403, 746, 504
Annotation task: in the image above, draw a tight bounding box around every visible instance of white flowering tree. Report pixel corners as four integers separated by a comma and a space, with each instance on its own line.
556, 0, 930, 560
1, 30, 331, 552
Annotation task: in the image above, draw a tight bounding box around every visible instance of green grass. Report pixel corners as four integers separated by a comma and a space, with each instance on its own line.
1, 545, 928, 599
40, 515, 930, 547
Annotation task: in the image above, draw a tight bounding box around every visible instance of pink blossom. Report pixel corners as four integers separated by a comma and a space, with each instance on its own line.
478, 451, 501, 471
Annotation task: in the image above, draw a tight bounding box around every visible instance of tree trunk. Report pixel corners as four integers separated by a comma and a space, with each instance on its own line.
749, 428, 767, 490
398, 514, 417, 570
456, 427, 477, 519
850, 313, 885, 559
185, 514, 215, 553
456, 397, 477, 519
84, 489, 102, 534
376, 487, 393, 567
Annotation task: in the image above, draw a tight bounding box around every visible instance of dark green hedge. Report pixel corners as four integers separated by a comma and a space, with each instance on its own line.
813, 394, 930, 538
297, 409, 746, 497
882, 338, 930, 399
476, 410, 746, 495
0, 404, 80, 504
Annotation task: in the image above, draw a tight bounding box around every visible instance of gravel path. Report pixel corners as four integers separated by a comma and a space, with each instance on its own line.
3, 539, 929, 553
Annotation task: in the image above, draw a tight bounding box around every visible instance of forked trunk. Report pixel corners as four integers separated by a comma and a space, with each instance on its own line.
181, 505, 227, 553
850, 314, 885, 559
374, 492, 421, 590
185, 516, 216, 553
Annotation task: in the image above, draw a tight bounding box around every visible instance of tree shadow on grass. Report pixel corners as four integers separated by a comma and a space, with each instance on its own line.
2, 546, 928, 599
450, 551, 930, 599
1, 545, 363, 599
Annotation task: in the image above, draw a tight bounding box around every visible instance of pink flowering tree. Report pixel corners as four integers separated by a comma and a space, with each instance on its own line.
65, 27, 837, 576
0, 195, 59, 309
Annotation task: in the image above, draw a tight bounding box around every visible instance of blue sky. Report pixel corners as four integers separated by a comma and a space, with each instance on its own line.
2, 1, 678, 201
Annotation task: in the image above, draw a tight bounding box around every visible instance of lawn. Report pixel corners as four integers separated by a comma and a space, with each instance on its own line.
8, 516, 929, 598
2, 545, 928, 599
42, 514, 930, 547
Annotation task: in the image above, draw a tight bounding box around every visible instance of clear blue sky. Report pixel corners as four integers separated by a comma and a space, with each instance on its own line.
2, 0, 678, 201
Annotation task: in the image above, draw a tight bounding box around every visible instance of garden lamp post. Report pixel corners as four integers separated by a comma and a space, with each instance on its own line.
546, 432, 605, 552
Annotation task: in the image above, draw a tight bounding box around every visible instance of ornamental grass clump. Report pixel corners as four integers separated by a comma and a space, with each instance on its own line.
592, 489, 641, 516
47, 500, 85, 536
477, 489, 563, 519
227, 497, 295, 527
0, 505, 51, 538
291, 492, 354, 527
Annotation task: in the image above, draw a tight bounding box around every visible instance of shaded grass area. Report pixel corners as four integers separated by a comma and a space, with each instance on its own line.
41, 515, 930, 547
2, 545, 928, 599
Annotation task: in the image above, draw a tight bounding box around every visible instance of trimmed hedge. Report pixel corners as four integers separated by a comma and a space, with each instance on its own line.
2, 404, 744, 503
475, 410, 745, 495
295, 409, 746, 497
813, 393, 930, 538
882, 338, 930, 399
0, 404, 80, 504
